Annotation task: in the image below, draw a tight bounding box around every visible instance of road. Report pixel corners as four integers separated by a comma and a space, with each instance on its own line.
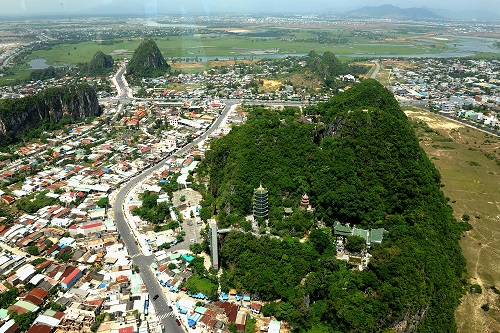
113, 62, 133, 99
371, 60, 380, 79
401, 99, 499, 137
112, 100, 235, 332
109, 68, 311, 328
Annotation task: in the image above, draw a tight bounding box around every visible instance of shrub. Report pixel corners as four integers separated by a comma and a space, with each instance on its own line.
470, 284, 482, 294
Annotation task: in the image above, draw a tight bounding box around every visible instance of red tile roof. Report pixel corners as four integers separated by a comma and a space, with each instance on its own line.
35, 260, 53, 271
7, 304, 29, 315
53, 311, 65, 319
212, 302, 238, 323
85, 298, 104, 308
46, 245, 60, 255
61, 268, 81, 285
119, 326, 134, 333
27, 324, 53, 333
22, 294, 43, 306
59, 266, 76, 280
82, 222, 103, 230
28, 288, 49, 300
116, 275, 128, 283
3, 322, 19, 333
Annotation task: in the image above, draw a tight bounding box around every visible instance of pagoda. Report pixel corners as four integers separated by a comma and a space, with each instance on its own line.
301, 194, 309, 207
253, 184, 268, 219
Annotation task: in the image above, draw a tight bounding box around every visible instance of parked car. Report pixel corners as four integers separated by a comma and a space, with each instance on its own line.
176, 319, 181, 326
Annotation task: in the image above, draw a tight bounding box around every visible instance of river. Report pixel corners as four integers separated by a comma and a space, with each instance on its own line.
168, 35, 500, 62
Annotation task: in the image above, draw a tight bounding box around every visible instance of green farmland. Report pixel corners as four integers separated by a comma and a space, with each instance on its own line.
0, 25, 453, 84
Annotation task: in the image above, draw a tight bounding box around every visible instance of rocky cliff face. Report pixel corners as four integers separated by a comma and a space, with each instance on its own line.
0, 84, 101, 141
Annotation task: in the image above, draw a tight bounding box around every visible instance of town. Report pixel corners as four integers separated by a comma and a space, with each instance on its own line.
0, 9, 498, 333
0, 52, 329, 332
0, 53, 498, 333
386, 58, 500, 129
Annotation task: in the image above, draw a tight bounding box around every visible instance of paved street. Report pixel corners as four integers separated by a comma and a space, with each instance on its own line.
371, 59, 380, 79
110, 64, 303, 330
112, 99, 235, 332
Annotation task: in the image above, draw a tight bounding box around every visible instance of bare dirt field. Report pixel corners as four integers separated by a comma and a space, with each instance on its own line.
170, 62, 206, 70
405, 108, 500, 333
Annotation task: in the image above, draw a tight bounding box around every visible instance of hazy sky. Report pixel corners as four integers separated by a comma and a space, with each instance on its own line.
1, 0, 499, 17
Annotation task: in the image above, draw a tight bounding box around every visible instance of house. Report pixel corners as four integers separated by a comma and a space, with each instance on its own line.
251, 303, 262, 314
166, 137, 176, 148
10, 264, 36, 285
8, 300, 38, 315
169, 115, 179, 127
126, 120, 138, 128
59, 192, 84, 204
0, 319, 19, 333
68, 222, 103, 237
26, 324, 53, 333
1, 195, 16, 205
84, 238, 105, 252
61, 267, 83, 290
235, 310, 247, 331
269, 320, 281, 333
465, 111, 483, 121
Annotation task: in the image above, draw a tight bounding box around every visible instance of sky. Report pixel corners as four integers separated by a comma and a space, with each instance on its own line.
1, 0, 499, 17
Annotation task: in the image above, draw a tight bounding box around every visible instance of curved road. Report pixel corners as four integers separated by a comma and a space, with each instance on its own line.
371, 60, 381, 79
112, 101, 235, 332
113, 62, 133, 99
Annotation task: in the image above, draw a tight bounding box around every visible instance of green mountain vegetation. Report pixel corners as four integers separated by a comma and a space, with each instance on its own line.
81, 50, 114, 76
305, 51, 367, 88
0, 84, 100, 146
199, 79, 469, 332
127, 39, 170, 78
28, 51, 114, 82
28, 66, 71, 82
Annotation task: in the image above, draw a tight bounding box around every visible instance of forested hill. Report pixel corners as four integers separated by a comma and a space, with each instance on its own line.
127, 39, 170, 78
83, 50, 114, 76
0, 84, 100, 145
305, 51, 367, 87
201, 79, 468, 332
28, 51, 114, 82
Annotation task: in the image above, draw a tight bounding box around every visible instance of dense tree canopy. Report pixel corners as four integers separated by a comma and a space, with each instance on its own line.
131, 190, 171, 224
305, 51, 367, 87
28, 66, 70, 81
202, 79, 468, 332
127, 39, 170, 78
28, 51, 114, 82
85, 51, 114, 76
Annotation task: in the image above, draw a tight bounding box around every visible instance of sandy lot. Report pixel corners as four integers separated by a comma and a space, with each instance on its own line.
405, 108, 500, 333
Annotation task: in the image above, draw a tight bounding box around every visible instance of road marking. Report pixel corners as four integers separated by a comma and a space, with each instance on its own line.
157, 311, 175, 320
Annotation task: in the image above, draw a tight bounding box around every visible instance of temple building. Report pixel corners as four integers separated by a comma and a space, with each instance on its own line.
301, 194, 309, 207
253, 184, 268, 219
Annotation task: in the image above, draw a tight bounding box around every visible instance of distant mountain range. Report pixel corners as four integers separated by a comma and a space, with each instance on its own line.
428, 8, 500, 21
0, 2, 498, 21
341, 4, 499, 21
344, 4, 441, 20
